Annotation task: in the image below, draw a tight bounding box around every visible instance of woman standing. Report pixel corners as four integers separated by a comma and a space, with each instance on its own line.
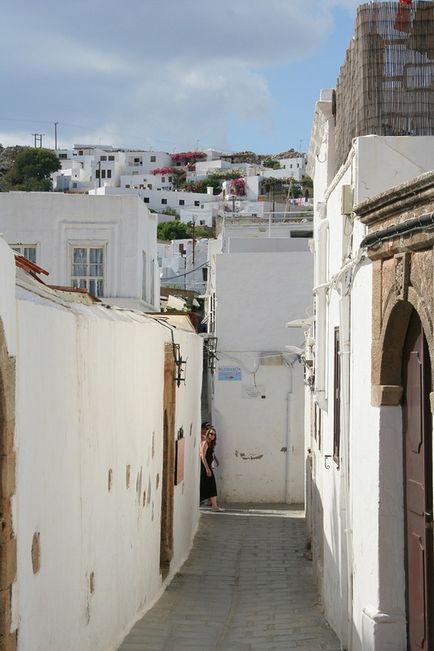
200, 427, 222, 511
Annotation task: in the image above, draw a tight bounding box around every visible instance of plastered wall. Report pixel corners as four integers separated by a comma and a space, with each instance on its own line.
0, 243, 202, 651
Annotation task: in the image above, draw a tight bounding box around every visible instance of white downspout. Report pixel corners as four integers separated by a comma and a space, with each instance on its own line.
284, 366, 294, 504
339, 281, 353, 651
315, 220, 329, 411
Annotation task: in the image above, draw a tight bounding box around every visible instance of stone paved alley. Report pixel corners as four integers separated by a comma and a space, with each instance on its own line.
119, 506, 340, 651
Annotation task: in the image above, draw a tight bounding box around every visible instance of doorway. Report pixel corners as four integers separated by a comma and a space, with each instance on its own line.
160, 343, 176, 577
402, 309, 433, 650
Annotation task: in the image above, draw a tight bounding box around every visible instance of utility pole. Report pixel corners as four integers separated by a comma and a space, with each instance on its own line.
32, 133, 44, 148
192, 218, 196, 266
54, 122, 59, 151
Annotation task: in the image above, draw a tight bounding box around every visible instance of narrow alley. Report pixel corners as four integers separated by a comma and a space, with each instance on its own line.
119, 506, 340, 651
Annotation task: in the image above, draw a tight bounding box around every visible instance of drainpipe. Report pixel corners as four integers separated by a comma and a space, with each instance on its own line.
314, 219, 329, 411
284, 365, 294, 503
339, 282, 353, 651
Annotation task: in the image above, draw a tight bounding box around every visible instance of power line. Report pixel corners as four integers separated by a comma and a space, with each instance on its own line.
162, 261, 208, 281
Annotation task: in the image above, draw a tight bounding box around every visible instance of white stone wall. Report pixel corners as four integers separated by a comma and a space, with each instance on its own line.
93, 186, 216, 216
212, 246, 313, 503
0, 242, 202, 651
0, 192, 159, 311
307, 102, 434, 648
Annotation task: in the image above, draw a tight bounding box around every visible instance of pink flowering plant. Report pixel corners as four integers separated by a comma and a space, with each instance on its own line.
230, 177, 246, 197
171, 151, 206, 164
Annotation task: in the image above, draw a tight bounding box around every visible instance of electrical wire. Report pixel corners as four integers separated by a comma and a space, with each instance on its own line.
162, 261, 208, 281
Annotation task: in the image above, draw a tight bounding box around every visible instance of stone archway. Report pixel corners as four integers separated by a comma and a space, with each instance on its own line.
0, 319, 17, 651
371, 252, 434, 408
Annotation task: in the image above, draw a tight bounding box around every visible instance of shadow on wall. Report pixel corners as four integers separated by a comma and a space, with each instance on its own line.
305, 452, 362, 651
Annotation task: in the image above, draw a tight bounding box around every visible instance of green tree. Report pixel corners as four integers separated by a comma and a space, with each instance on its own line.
0, 148, 61, 191
157, 220, 191, 241
157, 220, 215, 241
262, 158, 281, 170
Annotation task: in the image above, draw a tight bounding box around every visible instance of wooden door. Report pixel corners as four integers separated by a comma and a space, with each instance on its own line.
160, 344, 176, 577
402, 310, 433, 650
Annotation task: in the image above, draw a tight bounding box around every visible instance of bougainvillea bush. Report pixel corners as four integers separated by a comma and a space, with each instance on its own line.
171, 151, 206, 164
229, 177, 246, 196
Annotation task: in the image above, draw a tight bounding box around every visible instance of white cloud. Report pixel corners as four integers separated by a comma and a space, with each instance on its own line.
0, 0, 358, 151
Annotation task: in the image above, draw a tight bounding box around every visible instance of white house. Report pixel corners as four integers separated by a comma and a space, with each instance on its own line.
53, 146, 173, 193
306, 81, 434, 651
0, 236, 203, 651
0, 192, 160, 311
92, 185, 218, 220
159, 237, 210, 295
204, 218, 313, 504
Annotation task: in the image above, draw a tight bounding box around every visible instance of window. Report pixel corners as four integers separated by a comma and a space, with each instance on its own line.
194, 201, 200, 207
150, 155, 156, 162
100, 155, 107, 161
162, 198, 167, 205
78, 150, 83, 155
11, 244, 37, 263
71, 246, 104, 297
108, 155, 115, 161
179, 200, 185, 206
107, 169, 112, 179
144, 197, 149, 203
101, 169, 106, 179
200, 220, 205, 225
59, 153, 67, 159
333, 327, 341, 466
161, 177, 165, 182
125, 184, 130, 188
96, 169, 100, 179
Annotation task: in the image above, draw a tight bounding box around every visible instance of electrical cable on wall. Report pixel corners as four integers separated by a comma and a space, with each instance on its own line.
162, 261, 208, 281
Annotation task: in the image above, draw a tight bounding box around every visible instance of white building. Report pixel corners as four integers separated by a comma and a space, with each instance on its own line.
0, 236, 203, 651
307, 84, 434, 649
0, 192, 159, 311
92, 184, 218, 220
204, 218, 313, 503
159, 237, 210, 295
53, 145, 173, 193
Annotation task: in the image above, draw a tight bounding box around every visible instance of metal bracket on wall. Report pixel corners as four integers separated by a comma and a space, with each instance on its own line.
324, 454, 332, 470
172, 342, 187, 387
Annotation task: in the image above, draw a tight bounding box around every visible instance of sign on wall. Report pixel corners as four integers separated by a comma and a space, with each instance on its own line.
217, 366, 242, 381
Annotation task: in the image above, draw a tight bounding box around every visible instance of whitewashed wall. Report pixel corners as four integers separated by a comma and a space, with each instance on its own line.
94, 186, 216, 217
307, 99, 434, 648
212, 246, 313, 503
0, 249, 202, 651
0, 192, 159, 311
0, 238, 16, 355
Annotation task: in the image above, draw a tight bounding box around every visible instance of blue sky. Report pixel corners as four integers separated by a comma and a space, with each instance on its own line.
1, 0, 360, 155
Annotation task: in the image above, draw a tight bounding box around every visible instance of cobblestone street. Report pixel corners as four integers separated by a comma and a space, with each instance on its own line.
119, 506, 340, 651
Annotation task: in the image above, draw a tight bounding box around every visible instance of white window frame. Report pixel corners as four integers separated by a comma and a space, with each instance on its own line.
10, 244, 38, 263
70, 242, 107, 298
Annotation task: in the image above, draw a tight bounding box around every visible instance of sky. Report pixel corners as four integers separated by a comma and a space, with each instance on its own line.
1, 0, 361, 156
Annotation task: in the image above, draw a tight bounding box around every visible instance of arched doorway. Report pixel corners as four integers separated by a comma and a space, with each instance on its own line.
402, 309, 434, 650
